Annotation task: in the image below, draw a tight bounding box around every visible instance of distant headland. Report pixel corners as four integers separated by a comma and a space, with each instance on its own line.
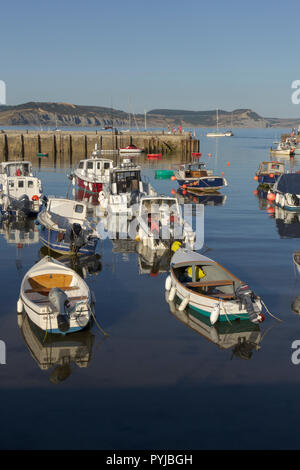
0, 102, 298, 128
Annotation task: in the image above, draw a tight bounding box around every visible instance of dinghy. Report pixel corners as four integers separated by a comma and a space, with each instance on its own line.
165, 247, 264, 324
38, 197, 99, 255
136, 196, 195, 251
17, 256, 94, 334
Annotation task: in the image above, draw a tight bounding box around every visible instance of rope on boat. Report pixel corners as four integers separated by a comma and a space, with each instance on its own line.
261, 299, 283, 322
221, 300, 233, 325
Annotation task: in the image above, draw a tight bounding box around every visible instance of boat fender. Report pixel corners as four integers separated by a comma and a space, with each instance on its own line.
168, 286, 176, 302
178, 295, 189, 312
256, 313, 265, 323
48, 288, 71, 333
165, 275, 172, 291
275, 193, 280, 205
17, 312, 23, 328
99, 191, 105, 200
210, 303, 220, 325
17, 298, 23, 314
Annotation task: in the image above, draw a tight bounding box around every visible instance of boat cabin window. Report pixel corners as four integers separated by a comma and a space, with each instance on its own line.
18, 181, 24, 188
75, 204, 84, 214
112, 170, 141, 194
79, 162, 84, 169
104, 162, 110, 169
9, 181, 14, 188
87, 162, 94, 170
5, 163, 30, 177
28, 180, 34, 188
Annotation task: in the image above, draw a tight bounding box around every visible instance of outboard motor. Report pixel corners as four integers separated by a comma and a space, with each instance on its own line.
291, 194, 300, 206
235, 284, 260, 323
231, 338, 257, 360
9, 194, 31, 216
70, 223, 87, 253
48, 287, 71, 333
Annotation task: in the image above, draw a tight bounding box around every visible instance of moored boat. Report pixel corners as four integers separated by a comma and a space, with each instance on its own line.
270, 141, 295, 157
174, 162, 227, 192
119, 144, 144, 154
270, 173, 300, 211
72, 144, 114, 194
165, 247, 264, 324
37, 197, 99, 255
17, 256, 95, 334
255, 161, 284, 188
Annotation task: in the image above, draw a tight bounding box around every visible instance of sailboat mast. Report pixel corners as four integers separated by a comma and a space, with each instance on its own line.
216, 108, 219, 130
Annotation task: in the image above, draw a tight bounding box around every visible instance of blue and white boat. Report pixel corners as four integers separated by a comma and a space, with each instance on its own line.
37, 198, 99, 255
256, 161, 284, 188
271, 173, 300, 211
174, 162, 227, 192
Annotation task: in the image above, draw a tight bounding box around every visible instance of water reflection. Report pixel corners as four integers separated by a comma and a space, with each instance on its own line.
167, 297, 262, 360
176, 189, 227, 206
0, 217, 39, 246
18, 314, 95, 383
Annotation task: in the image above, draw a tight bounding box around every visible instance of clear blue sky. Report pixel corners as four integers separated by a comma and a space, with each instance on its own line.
1, 0, 300, 117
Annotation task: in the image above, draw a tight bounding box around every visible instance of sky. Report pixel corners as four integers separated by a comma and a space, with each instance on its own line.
1, 0, 300, 117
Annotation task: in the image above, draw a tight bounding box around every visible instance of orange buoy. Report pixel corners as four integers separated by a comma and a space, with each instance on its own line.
208, 153, 212, 157
171, 176, 176, 181
267, 192, 276, 201
171, 189, 176, 195
253, 176, 258, 181
182, 184, 187, 189
269, 173, 274, 178
182, 190, 187, 195
221, 171, 225, 176
227, 162, 230, 167
253, 190, 258, 196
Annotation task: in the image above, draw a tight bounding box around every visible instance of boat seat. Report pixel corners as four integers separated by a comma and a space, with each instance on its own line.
184, 280, 234, 287
25, 286, 79, 294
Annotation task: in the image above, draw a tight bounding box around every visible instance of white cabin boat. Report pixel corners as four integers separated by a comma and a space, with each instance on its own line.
165, 247, 264, 324
136, 196, 195, 251
98, 159, 157, 218
0, 161, 43, 217
271, 173, 300, 211
72, 144, 114, 193
17, 256, 94, 334
270, 141, 295, 157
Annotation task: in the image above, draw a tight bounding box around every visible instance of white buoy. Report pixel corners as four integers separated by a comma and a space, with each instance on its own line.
178, 295, 189, 312
165, 275, 172, 291
168, 286, 176, 302
17, 298, 23, 314
210, 303, 220, 325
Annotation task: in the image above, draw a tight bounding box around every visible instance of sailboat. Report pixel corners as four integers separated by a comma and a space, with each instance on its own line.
206, 109, 232, 137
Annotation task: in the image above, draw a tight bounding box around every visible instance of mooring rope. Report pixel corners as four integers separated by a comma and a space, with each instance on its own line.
261, 299, 283, 322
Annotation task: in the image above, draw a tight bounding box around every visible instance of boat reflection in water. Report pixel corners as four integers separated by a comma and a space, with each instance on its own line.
176, 189, 227, 206
166, 296, 262, 360
0, 217, 40, 246
137, 244, 172, 276
39, 246, 102, 279
18, 313, 95, 383
275, 206, 300, 238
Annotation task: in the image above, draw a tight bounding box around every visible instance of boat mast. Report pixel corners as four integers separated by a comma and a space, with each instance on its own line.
216, 108, 219, 130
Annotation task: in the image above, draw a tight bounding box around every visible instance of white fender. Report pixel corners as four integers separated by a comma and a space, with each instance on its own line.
168, 286, 176, 302
178, 295, 190, 312
17, 312, 23, 328
280, 194, 285, 208
275, 193, 280, 205
165, 275, 172, 291
210, 302, 220, 325
17, 298, 23, 314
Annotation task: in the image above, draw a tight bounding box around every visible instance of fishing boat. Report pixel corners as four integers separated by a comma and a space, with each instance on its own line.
18, 313, 94, 383
98, 159, 157, 218
136, 195, 195, 251
0, 161, 43, 217
270, 173, 300, 211
174, 162, 227, 192
17, 256, 95, 334
119, 144, 144, 155
255, 161, 284, 188
270, 141, 295, 157
167, 299, 262, 359
165, 246, 264, 324
71, 144, 114, 193
37, 197, 99, 255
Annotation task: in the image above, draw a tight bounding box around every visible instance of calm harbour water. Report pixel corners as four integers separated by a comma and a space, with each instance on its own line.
1, 128, 300, 450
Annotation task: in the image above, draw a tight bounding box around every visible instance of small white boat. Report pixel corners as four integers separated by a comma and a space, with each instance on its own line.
119, 144, 144, 154
17, 256, 94, 334
165, 247, 264, 324
270, 141, 295, 157
206, 109, 228, 137
98, 159, 157, 218
136, 195, 195, 251
0, 161, 43, 217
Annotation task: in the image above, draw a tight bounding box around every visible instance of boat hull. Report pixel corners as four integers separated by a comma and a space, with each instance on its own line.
39, 226, 98, 255
75, 175, 103, 194
176, 177, 225, 191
